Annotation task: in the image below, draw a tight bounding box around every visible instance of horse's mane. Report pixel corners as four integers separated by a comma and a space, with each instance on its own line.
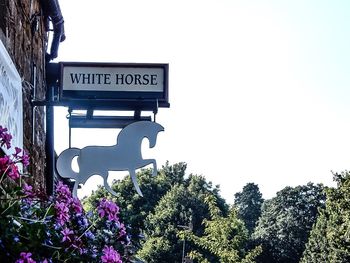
117, 121, 159, 143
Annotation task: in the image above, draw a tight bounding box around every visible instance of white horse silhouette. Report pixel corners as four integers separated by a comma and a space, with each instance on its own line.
56, 121, 164, 197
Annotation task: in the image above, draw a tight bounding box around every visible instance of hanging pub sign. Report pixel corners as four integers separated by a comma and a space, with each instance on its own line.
56, 121, 164, 197
59, 62, 169, 109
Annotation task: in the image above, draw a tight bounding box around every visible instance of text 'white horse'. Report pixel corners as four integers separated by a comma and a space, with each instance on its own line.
56, 121, 164, 197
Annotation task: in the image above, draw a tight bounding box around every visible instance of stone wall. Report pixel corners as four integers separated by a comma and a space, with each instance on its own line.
1, 0, 47, 191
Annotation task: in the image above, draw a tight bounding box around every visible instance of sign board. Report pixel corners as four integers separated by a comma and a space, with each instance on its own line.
59, 62, 169, 108
0, 39, 23, 155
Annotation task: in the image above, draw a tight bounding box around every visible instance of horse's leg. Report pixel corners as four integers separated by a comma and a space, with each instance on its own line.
129, 169, 143, 197
72, 181, 79, 198
142, 159, 157, 177
102, 172, 118, 196
151, 159, 157, 177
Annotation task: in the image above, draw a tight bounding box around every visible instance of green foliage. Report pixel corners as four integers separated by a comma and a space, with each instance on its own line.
137, 175, 228, 262
253, 183, 325, 263
234, 183, 264, 234
136, 236, 172, 263
300, 171, 350, 262
137, 184, 187, 262
84, 161, 187, 248
299, 211, 329, 262
181, 195, 262, 263
84, 162, 228, 262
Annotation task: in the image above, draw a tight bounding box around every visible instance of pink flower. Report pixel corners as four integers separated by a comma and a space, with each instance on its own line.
11, 147, 30, 168
0, 125, 12, 149
8, 163, 20, 180
61, 227, 74, 243
119, 223, 127, 238
13, 147, 22, 157
56, 181, 72, 201
71, 197, 83, 214
21, 150, 30, 167
15, 252, 36, 263
101, 246, 122, 263
71, 238, 84, 254
0, 156, 10, 174
55, 201, 70, 225
22, 183, 34, 198
98, 199, 120, 222
0, 155, 21, 180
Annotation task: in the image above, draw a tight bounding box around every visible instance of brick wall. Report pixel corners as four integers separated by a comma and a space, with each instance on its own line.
1, 0, 47, 191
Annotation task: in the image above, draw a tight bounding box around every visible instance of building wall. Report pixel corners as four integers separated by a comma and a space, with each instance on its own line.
1, 0, 47, 191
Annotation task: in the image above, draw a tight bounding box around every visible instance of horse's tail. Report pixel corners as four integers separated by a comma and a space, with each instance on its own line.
56, 148, 80, 180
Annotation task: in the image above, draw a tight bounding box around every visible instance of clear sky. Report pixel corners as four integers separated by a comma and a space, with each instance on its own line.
54, 0, 350, 202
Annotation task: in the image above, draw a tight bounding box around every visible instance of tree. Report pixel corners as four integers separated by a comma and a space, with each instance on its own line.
137, 175, 228, 262
299, 211, 329, 262
252, 183, 325, 263
181, 195, 262, 263
234, 183, 264, 234
83, 162, 188, 248
300, 171, 350, 262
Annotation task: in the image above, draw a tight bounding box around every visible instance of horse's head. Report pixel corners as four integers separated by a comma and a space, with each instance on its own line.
117, 121, 164, 148
142, 121, 164, 148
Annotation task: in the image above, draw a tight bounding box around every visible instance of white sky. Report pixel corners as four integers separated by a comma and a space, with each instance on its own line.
54, 0, 350, 202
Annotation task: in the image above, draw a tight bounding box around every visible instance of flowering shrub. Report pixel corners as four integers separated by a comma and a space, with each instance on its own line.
0, 126, 133, 262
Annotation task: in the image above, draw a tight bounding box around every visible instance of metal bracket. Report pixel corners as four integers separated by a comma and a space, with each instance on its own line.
67, 108, 72, 148
153, 99, 159, 122
66, 108, 155, 147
